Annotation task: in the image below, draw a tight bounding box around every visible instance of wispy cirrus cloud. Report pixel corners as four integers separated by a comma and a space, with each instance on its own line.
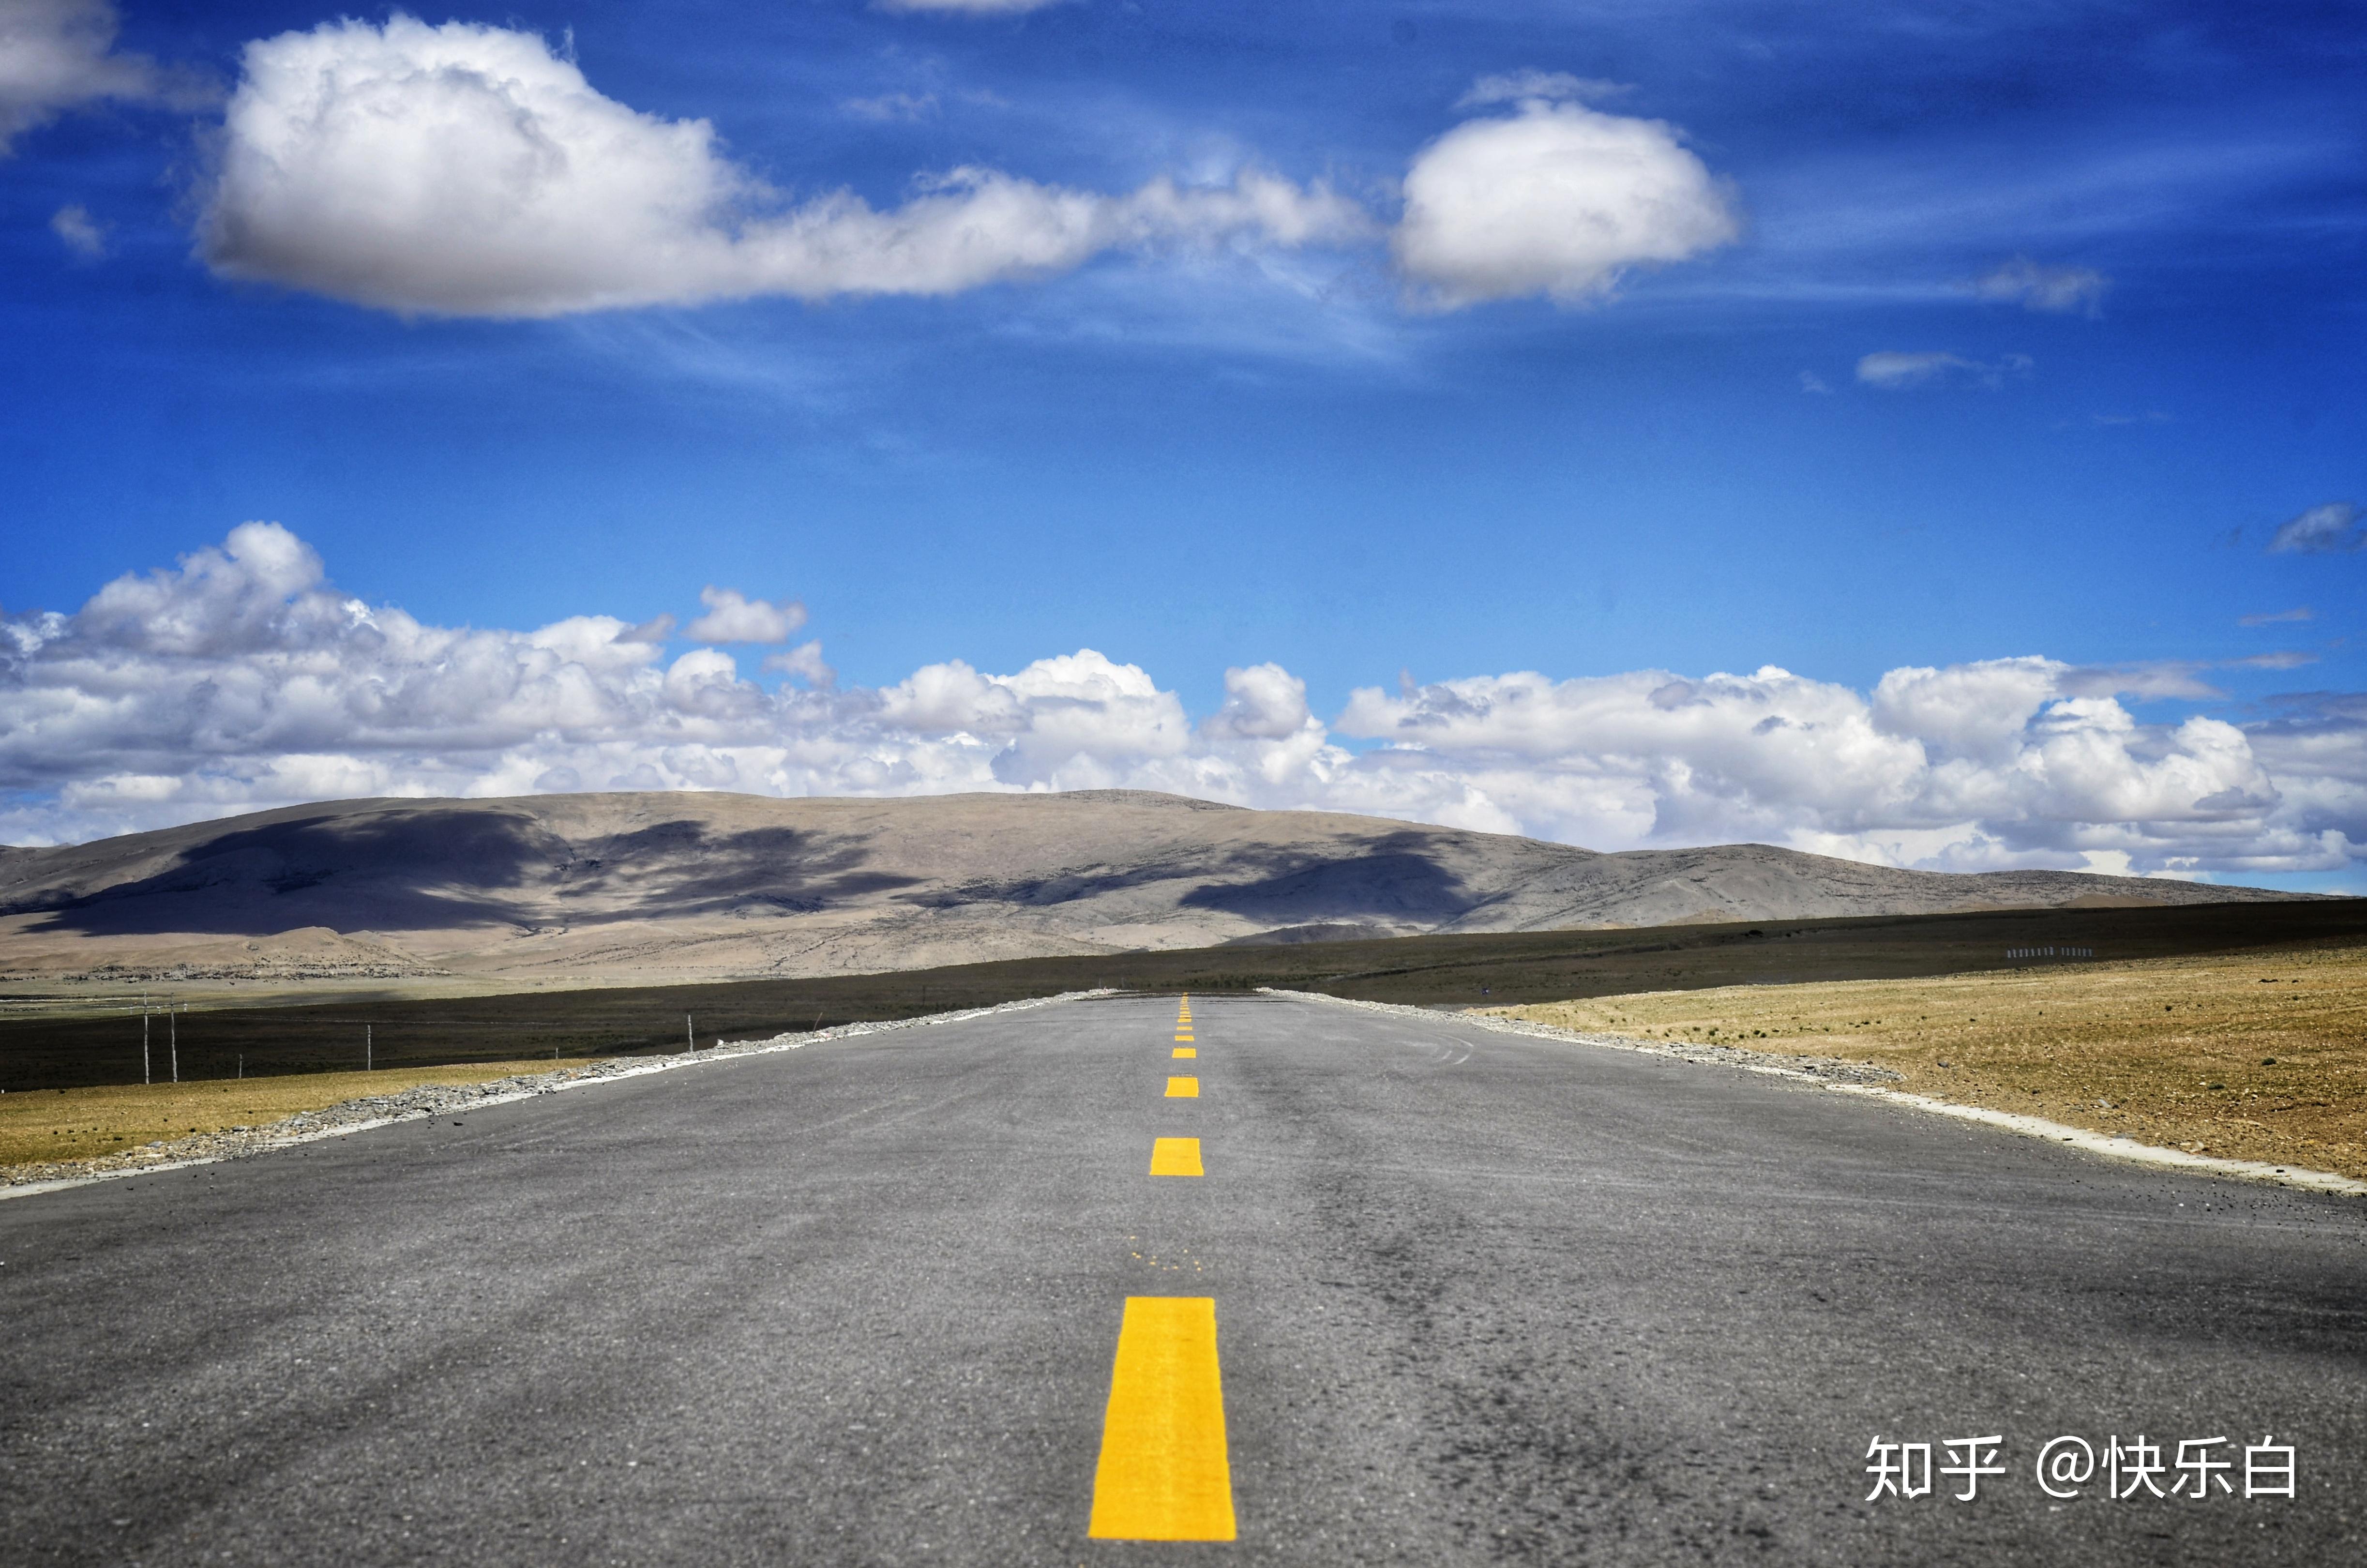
1971, 256, 2110, 315
3, 526, 2359, 880
1455, 71, 1630, 109
2269, 502, 2364, 554
840, 90, 938, 122
876, 0, 1069, 14
0, 0, 203, 152
48, 202, 104, 258
1856, 349, 2032, 390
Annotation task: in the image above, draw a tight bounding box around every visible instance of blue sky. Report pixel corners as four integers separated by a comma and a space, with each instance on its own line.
1, 0, 2362, 888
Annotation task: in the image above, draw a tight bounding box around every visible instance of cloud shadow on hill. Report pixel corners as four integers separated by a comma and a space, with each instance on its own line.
1176, 836, 1480, 925
11, 812, 923, 936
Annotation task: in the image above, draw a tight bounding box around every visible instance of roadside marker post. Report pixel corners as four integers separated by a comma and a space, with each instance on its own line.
169, 1004, 178, 1085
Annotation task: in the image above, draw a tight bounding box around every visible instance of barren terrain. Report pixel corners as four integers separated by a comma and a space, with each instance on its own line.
1495, 940, 2367, 1179
0, 1059, 566, 1169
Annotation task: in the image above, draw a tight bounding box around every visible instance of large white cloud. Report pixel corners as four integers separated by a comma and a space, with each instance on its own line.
1391, 91, 1740, 307
196, 16, 1367, 317
0, 0, 183, 151
5, 524, 2358, 879
190, 25, 1751, 318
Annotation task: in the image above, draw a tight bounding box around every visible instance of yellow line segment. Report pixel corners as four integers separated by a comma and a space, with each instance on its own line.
1087, 1297, 1236, 1540
1149, 1136, 1204, 1176
1172, 1046, 1195, 1058
1165, 1076, 1199, 1098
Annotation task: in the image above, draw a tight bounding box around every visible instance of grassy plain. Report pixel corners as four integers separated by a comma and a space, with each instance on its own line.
1493, 942, 2367, 1180
0, 1060, 565, 1167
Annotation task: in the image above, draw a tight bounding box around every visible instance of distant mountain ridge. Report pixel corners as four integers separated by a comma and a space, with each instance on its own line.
0, 789, 2321, 984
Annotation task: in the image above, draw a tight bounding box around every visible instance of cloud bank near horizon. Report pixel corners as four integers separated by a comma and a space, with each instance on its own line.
2, 525, 2358, 881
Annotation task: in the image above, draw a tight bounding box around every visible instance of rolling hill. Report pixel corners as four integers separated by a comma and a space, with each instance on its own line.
0, 789, 2319, 985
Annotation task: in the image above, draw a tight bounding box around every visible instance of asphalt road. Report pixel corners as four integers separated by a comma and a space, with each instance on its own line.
2, 992, 2361, 1567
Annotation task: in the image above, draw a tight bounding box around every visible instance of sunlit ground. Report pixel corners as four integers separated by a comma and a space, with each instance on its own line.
1494, 943, 2367, 1180
0, 1061, 574, 1168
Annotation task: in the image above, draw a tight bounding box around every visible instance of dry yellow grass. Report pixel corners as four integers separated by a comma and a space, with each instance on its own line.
1492, 941, 2367, 1180
0, 1061, 568, 1168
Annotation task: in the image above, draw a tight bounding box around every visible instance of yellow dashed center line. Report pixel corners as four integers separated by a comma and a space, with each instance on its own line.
1149, 1136, 1204, 1176
1172, 1046, 1195, 1058
1088, 1297, 1236, 1540
1165, 1076, 1199, 1099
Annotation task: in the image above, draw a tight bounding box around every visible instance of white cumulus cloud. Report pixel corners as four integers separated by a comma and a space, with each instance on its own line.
683, 588, 807, 645
762, 640, 836, 689
196, 16, 1366, 318
5, 526, 2359, 880
1392, 96, 1739, 308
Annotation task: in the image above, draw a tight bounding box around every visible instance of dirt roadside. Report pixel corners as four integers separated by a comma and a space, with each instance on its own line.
1490, 941, 2367, 1181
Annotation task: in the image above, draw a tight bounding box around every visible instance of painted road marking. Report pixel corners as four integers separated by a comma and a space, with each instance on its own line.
1165, 1076, 1199, 1098
1172, 1047, 1196, 1058
1174, 1035, 1195, 1042
1087, 1297, 1236, 1541
1149, 1137, 1204, 1176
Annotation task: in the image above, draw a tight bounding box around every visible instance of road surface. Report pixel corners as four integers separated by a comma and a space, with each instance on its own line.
2, 992, 2361, 1565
